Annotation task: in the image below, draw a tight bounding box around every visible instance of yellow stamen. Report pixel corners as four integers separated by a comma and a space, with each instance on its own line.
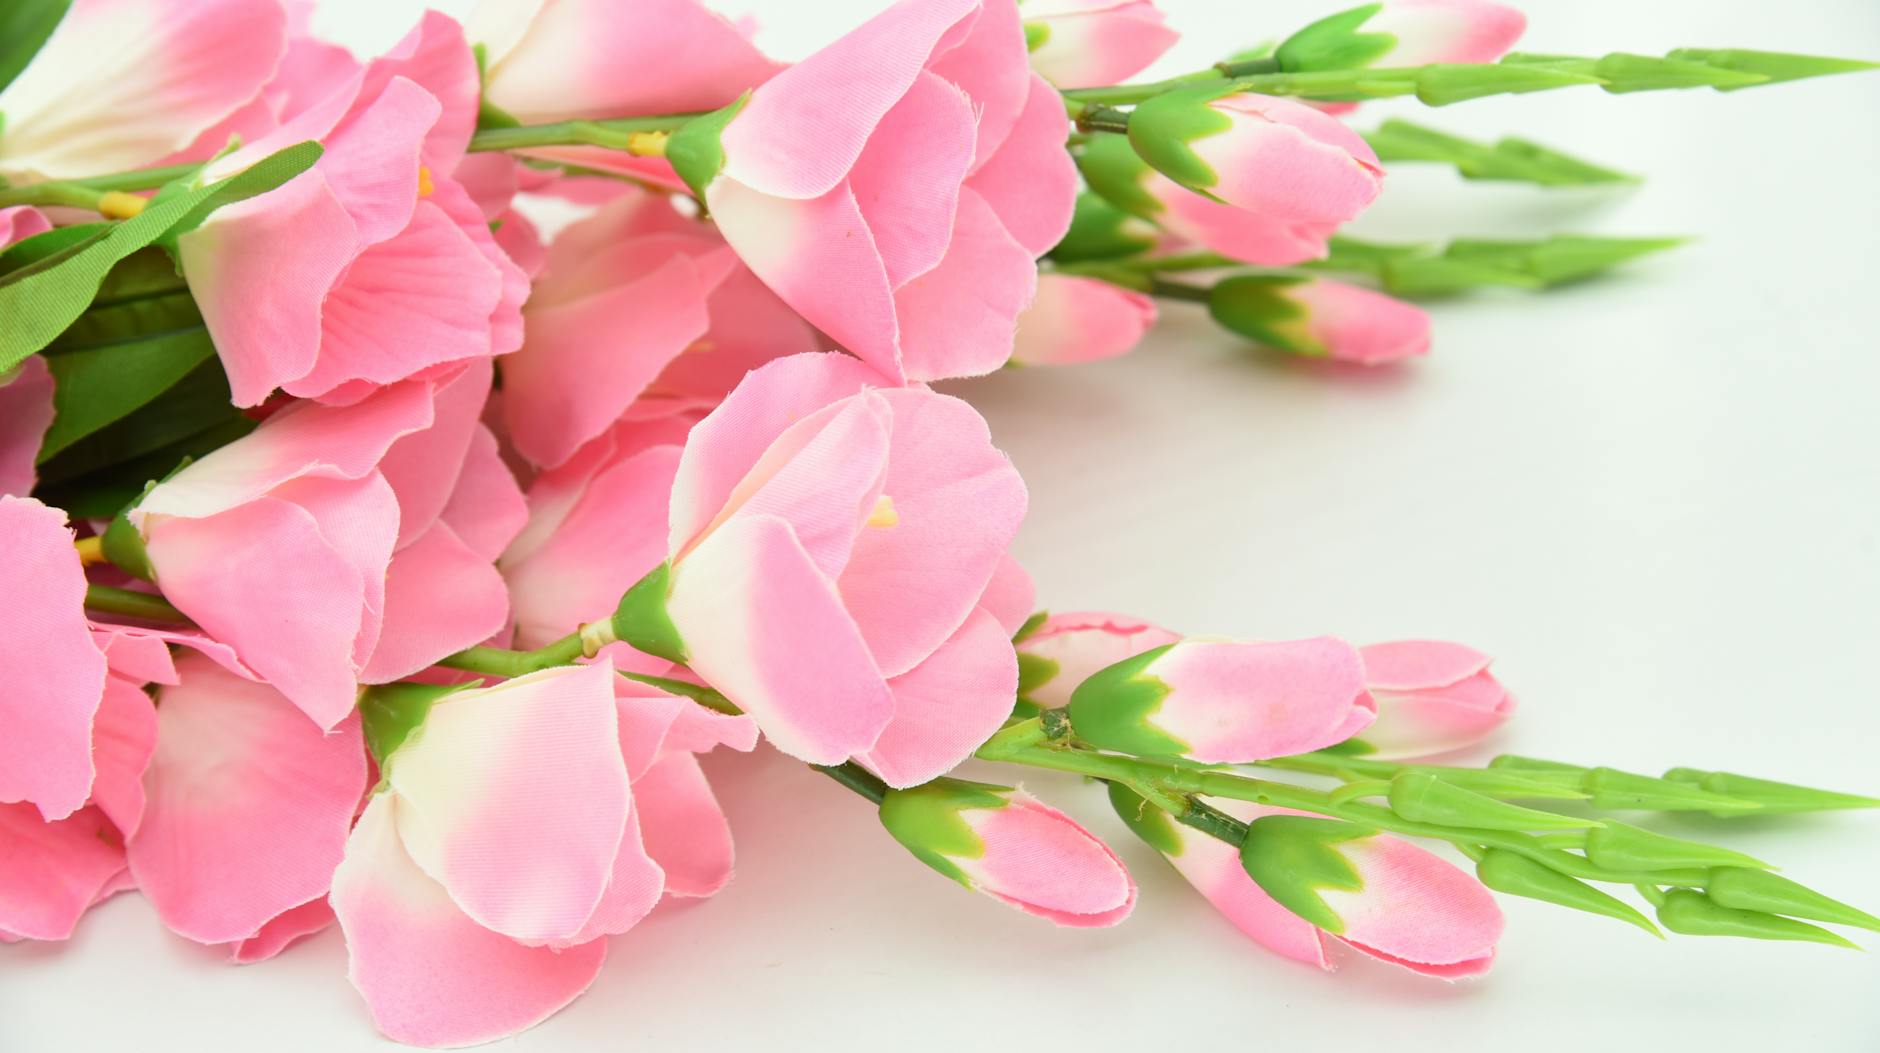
866, 494, 899, 529
74, 536, 106, 566
626, 130, 669, 157
416, 166, 435, 198
97, 191, 147, 220
684, 339, 717, 356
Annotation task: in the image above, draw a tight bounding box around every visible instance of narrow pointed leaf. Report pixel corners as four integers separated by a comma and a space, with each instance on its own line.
0, 0, 69, 94
1476, 849, 1659, 936
1656, 889, 1860, 948
1663, 768, 1880, 815
1584, 821, 1771, 872
1388, 772, 1599, 831
1706, 868, 1880, 933
1665, 48, 1880, 89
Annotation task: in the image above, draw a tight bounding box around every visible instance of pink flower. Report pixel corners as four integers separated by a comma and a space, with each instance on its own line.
0, 0, 288, 181
499, 187, 818, 469
881, 779, 1136, 926
1082, 93, 1382, 265
1015, 611, 1181, 709
1, 360, 55, 500
1111, 787, 1503, 976
1279, 0, 1526, 71
129, 366, 522, 728
671, 0, 1078, 382
1066, 638, 1377, 762
638, 352, 1029, 786
1211, 275, 1432, 365
332, 660, 756, 1047
1011, 273, 1158, 367
1023, 0, 1179, 89
178, 13, 526, 405
467, 0, 782, 123
1357, 640, 1515, 759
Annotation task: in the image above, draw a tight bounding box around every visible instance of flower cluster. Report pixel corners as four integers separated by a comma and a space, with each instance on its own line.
0, 0, 1875, 1047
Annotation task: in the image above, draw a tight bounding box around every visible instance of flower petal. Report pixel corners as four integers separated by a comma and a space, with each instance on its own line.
860, 607, 1017, 787
634, 752, 735, 898
360, 521, 510, 684
0, 804, 125, 941
894, 186, 1038, 381
1, 354, 56, 497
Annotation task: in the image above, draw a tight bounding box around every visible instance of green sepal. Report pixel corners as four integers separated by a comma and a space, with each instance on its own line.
0, 141, 321, 375
1364, 119, 1636, 186
1475, 849, 1660, 937
1655, 888, 1860, 948
615, 670, 738, 715
1387, 772, 1600, 831
100, 510, 154, 582
0, 0, 70, 95
1023, 21, 1049, 53
1583, 821, 1771, 872
665, 94, 748, 201
360, 681, 473, 769
1274, 4, 1393, 74
1238, 815, 1373, 934
1663, 48, 1879, 89
1105, 781, 1185, 857
1207, 274, 1320, 355
1015, 651, 1059, 697
1662, 768, 1880, 815
1049, 192, 1160, 265
1125, 84, 1236, 196
1064, 643, 1190, 758
1074, 134, 1163, 220
612, 561, 688, 664
877, 778, 1009, 885
1583, 767, 1760, 814
1705, 868, 1880, 933
1011, 610, 1049, 644
34, 416, 251, 519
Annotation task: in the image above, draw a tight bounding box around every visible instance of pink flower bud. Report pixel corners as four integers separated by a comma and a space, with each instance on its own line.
1211, 275, 1431, 365
1357, 640, 1515, 759
1023, 0, 1179, 90
1011, 273, 1158, 367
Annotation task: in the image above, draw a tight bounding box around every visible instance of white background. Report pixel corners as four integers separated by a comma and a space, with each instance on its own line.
5, 1, 1878, 1049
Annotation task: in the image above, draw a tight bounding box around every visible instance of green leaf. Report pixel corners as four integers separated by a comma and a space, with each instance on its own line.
33, 416, 252, 519
40, 329, 214, 462
1583, 821, 1771, 872
0, 223, 106, 276
1049, 192, 1160, 265
1239, 815, 1373, 933
1655, 888, 1859, 948
0, 0, 69, 94
1476, 849, 1660, 936
1664, 48, 1880, 89
0, 140, 321, 375
1387, 772, 1600, 831
34, 356, 247, 487
1582, 767, 1761, 814
1705, 868, 1880, 933
1662, 768, 1880, 815
1364, 119, 1636, 186
1310, 234, 1684, 297
1413, 60, 1605, 105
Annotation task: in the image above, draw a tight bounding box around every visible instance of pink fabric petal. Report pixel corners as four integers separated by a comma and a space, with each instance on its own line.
0, 0, 287, 180
358, 11, 480, 170
1025, 0, 1179, 90
88, 677, 159, 837
129, 653, 366, 944
440, 425, 529, 562
90, 627, 180, 686
311, 73, 434, 246
961, 791, 1135, 926
1291, 278, 1431, 365
1017, 611, 1181, 710
1359, 640, 1513, 759
0, 804, 125, 941
542, 807, 663, 948
0, 497, 108, 820
839, 387, 1025, 676
383, 662, 630, 944
1184, 95, 1382, 259
634, 752, 736, 898
332, 794, 608, 1048
1011, 273, 1157, 367
1148, 638, 1377, 762
963, 73, 1076, 256
668, 513, 893, 766
719, 0, 980, 199
474, 0, 783, 122
0, 205, 53, 246
378, 360, 493, 547
846, 71, 976, 290
927, 0, 1029, 169
977, 554, 1036, 636
360, 521, 509, 684
227, 897, 336, 963
644, 263, 822, 406
894, 187, 1039, 381
1321, 834, 1502, 976
0, 352, 55, 497
860, 607, 1017, 787
1366, 0, 1527, 67
1158, 815, 1330, 967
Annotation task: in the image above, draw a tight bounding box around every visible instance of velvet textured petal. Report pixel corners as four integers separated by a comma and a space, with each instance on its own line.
129, 654, 365, 945
960, 792, 1136, 927
0, 497, 108, 821
439, 425, 529, 563
332, 794, 609, 1049
668, 514, 894, 766
845, 71, 976, 291
1359, 640, 1514, 759
1158, 817, 1330, 967
860, 608, 1018, 787
1366, 0, 1527, 67
0, 354, 55, 498
1148, 639, 1377, 763
977, 554, 1036, 636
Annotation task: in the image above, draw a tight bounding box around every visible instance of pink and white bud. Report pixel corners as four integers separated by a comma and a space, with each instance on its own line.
1015, 611, 1181, 709
1357, 0, 1527, 68
1024, 0, 1179, 90
1357, 640, 1515, 759
1011, 274, 1158, 367
1211, 275, 1431, 365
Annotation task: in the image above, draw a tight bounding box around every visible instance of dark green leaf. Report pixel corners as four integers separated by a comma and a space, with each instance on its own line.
0, 0, 69, 94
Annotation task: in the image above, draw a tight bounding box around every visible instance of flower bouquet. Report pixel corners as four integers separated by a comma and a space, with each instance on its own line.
1, 0, 1875, 1047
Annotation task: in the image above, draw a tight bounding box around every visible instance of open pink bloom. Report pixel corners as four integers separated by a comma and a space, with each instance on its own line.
1068, 638, 1376, 762
684, 0, 1078, 382
1016, 611, 1181, 709
1343, 0, 1526, 67
1023, 0, 1179, 89
881, 781, 1135, 926
467, 0, 782, 123
1116, 790, 1502, 976
127, 653, 366, 945
333, 660, 754, 1047
1358, 641, 1515, 759
0, 0, 287, 181
500, 187, 818, 469
1011, 273, 1158, 367
179, 13, 526, 405
653, 352, 1027, 785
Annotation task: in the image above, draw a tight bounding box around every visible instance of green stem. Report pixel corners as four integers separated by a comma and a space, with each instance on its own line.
1076, 105, 1131, 134
814, 762, 889, 805
1063, 58, 1282, 109
84, 584, 190, 623
467, 113, 700, 153
1146, 277, 1212, 304
436, 632, 585, 678
0, 163, 200, 210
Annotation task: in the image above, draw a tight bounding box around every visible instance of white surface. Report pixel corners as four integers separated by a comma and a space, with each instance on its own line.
6, 1, 1879, 1050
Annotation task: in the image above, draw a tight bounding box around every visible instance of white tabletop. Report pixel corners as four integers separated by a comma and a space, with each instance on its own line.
5, 1, 1877, 1049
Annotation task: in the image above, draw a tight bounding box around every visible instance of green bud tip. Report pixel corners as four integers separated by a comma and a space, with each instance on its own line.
1124, 85, 1238, 197
611, 561, 688, 665
665, 94, 748, 202
1583, 820, 1772, 873
1064, 644, 1189, 758
1656, 889, 1860, 949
